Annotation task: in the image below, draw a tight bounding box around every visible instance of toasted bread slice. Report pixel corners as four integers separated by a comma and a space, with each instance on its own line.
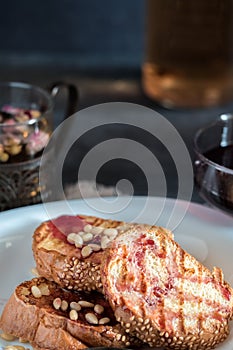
0, 277, 141, 350
32, 215, 126, 292
101, 226, 233, 350
32, 214, 172, 292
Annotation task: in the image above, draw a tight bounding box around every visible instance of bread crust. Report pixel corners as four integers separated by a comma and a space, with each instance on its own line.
32, 214, 172, 293
101, 226, 233, 349
0, 277, 141, 349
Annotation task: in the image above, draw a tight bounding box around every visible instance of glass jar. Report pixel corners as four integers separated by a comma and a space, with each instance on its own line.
142, 0, 233, 108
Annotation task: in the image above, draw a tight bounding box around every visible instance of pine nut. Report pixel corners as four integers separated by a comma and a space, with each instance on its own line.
83, 224, 92, 233
70, 301, 81, 311
53, 297, 62, 310
85, 312, 98, 324
88, 243, 101, 251
69, 309, 78, 321
61, 300, 69, 311
82, 232, 93, 242
99, 317, 110, 324
31, 285, 42, 298
74, 234, 83, 248
0, 333, 17, 341
67, 232, 78, 244
81, 245, 93, 258
38, 283, 50, 296
94, 304, 104, 314
101, 236, 111, 249
103, 228, 118, 238
91, 226, 104, 235
78, 300, 94, 307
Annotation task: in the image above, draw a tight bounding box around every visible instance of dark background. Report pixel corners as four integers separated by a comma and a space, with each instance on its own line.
0, 0, 145, 70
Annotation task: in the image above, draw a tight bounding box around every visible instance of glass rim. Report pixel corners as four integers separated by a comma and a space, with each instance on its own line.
194, 113, 233, 175
0, 81, 53, 127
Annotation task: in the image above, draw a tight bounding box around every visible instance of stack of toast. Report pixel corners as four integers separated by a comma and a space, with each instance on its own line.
1, 214, 233, 350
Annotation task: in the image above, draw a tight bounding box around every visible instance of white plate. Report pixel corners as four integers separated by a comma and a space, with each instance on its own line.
0, 196, 233, 350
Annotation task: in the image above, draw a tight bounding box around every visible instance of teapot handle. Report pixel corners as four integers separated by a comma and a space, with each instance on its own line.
48, 81, 79, 120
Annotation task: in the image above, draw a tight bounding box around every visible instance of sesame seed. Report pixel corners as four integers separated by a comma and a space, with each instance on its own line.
121, 335, 126, 342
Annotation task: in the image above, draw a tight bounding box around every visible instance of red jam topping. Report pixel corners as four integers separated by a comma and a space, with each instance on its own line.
48, 215, 85, 241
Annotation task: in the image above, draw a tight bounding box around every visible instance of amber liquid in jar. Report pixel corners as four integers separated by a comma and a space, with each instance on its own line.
142, 0, 233, 108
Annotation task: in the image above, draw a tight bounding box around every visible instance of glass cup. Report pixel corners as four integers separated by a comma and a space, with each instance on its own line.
0, 81, 78, 211
142, 0, 233, 108
194, 114, 233, 216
